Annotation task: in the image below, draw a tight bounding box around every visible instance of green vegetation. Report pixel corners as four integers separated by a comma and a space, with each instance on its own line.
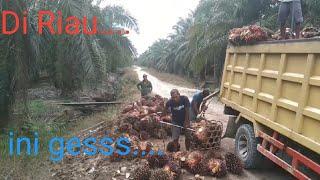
0, 0, 138, 121
138, 0, 320, 86
0, 68, 140, 179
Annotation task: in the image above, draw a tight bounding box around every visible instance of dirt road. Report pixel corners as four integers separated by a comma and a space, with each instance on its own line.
135, 66, 293, 180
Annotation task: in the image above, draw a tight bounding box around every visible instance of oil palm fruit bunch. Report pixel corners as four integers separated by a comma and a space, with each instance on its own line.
186, 151, 204, 174
166, 141, 180, 153
122, 104, 134, 114
170, 151, 189, 168
150, 168, 173, 180
139, 119, 149, 131
129, 129, 139, 137
203, 158, 227, 178
118, 123, 132, 133
139, 130, 150, 141
194, 126, 209, 143
225, 152, 244, 175
163, 161, 182, 180
147, 152, 170, 168
131, 164, 151, 180
138, 141, 153, 157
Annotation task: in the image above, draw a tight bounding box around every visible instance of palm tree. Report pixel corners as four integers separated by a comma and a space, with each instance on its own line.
0, 0, 139, 122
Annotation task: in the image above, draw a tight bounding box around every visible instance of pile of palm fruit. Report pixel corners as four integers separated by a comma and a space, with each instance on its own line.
131, 150, 244, 180
112, 95, 244, 179
229, 25, 269, 45
118, 95, 172, 140
229, 25, 320, 45
106, 95, 171, 162
301, 27, 320, 38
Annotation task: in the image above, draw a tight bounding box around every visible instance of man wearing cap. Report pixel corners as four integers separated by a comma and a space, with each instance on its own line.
164, 89, 191, 151
190, 88, 210, 121
137, 74, 153, 97
274, 0, 303, 39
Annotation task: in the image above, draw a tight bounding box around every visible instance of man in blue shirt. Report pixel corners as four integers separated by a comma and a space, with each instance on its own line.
190, 88, 210, 121
164, 89, 191, 150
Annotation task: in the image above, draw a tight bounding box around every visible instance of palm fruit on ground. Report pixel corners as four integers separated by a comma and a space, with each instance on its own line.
173, 151, 189, 169
225, 152, 244, 175
122, 104, 134, 114
129, 129, 139, 137
186, 151, 204, 174
139, 118, 150, 131
161, 115, 172, 123
131, 164, 151, 180
147, 153, 170, 168
118, 123, 132, 133
203, 158, 227, 177
139, 130, 150, 141
150, 168, 174, 180
138, 141, 153, 157
166, 141, 180, 153
163, 161, 182, 180
122, 111, 140, 124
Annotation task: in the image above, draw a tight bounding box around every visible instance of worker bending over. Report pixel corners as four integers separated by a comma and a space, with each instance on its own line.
190, 88, 210, 121
164, 89, 191, 151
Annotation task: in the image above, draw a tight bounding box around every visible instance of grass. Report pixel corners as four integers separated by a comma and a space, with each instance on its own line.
0, 68, 141, 179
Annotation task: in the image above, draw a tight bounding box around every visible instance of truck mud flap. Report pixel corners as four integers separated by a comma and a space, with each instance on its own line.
223, 115, 238, 138
257, 130, 320, 180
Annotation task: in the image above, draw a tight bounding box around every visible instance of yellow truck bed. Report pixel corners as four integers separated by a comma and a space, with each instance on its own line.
220, 38, 320, 155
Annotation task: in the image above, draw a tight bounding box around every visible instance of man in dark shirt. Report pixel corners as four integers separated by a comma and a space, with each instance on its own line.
190, 88, 210, 121
164, 89, 191, 150
137, 74, 153, 97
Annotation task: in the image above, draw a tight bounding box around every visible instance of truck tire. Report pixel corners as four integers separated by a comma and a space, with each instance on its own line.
235, 124, 262, 169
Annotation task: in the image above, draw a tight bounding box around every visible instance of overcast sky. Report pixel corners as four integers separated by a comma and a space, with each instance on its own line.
100, 0, 200, 55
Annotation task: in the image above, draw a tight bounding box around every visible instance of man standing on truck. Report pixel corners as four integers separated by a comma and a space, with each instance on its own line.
137, 74, 153, 97
164, 89, 191, 151
274, 0, 303, 39
190, 88, 210, 122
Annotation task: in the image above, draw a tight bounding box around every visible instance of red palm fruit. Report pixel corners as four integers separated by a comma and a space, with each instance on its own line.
161, 115, 172, 122
172, 151, 189, 162
186, 151, 204, 174
129, 129, 139, 137
204, 158, 227, 177
118, 123, 132, 133
148, 106, 158, 114
131, 164, 151, 180
163, 161, 182, 180
139, 131, 150, 141
225, 152, 244, 175
122, 104, 133, 114
150, 168, 173, 180
147, 153, 170, 168
194, 126, 209, 143
139, 141, 153, 155
166, 141, 180, 153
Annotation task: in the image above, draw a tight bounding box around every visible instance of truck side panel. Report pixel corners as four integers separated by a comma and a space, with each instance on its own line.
220, 40, 320, 155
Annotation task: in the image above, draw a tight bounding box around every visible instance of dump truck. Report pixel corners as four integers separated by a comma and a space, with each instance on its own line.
221, 38, 320, 179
